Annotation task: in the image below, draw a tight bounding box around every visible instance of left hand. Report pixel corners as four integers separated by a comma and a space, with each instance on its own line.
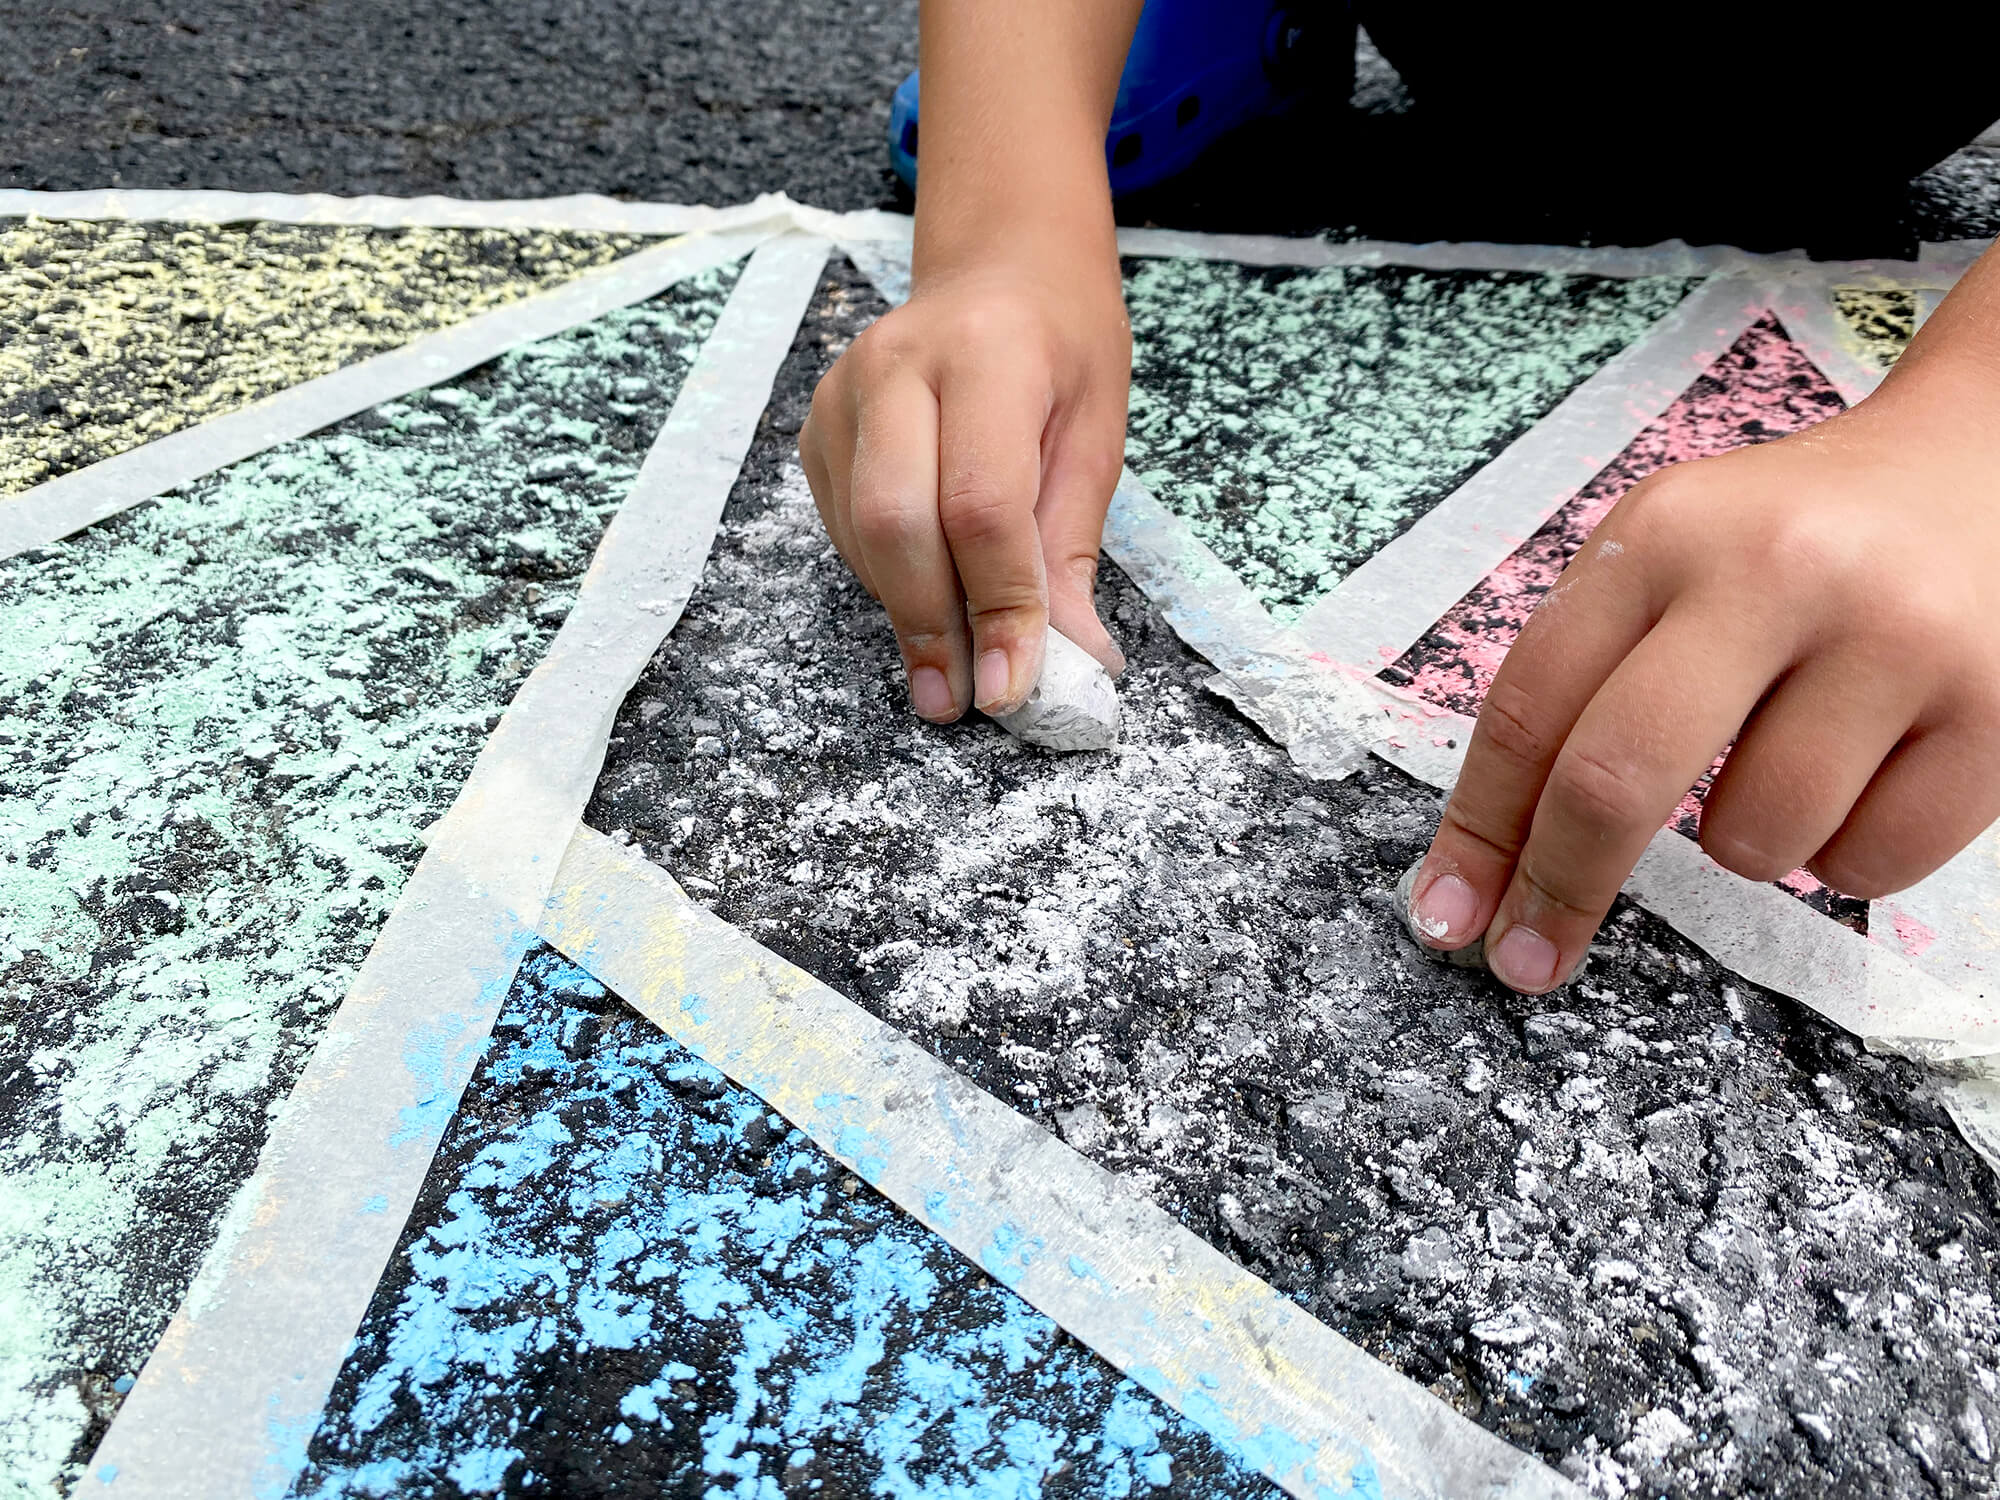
1405, 382, 2000, 994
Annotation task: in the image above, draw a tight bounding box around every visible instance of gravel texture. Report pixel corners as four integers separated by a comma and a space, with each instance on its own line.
580, 259, 2000, 1500
0, 0, 918, 214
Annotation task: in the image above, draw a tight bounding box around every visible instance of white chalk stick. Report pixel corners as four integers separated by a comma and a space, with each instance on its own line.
991, 627, 1120, 752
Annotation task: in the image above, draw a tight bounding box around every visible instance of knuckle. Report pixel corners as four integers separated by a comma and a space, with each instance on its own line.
1748, 505, 1853, 587
1870, 586, 1968, 660
887, 620, 958, 656
939, 301, 1005, 354
1544, 746, 1656, 838
1475, 681, 1559, 774
1437, 799, 1523, 864
850, 492, 922, 554
1616, 464, 1704, 535
846, 318, 910, 374
939, 481, 1025, 549
1512, 859, 1603, 924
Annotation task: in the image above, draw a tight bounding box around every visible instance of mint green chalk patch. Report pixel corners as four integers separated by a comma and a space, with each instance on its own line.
0, 262, 738, 1495
1123, 258, 1695, 621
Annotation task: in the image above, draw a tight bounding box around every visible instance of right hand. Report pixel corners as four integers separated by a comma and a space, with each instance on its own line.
798, 242, 1133, 722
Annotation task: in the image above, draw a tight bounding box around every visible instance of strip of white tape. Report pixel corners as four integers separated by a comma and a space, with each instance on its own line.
85, 234, 833, 1499
0, 222, 784, 562
540, 825, 1581, 1500
0, 185, 784, 236
10, 188, 1975, 287
1287, 278, 1765, 670
1762, 275, 1887, 408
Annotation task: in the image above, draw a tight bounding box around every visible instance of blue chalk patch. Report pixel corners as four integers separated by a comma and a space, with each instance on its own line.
295, 947, 1275, 1498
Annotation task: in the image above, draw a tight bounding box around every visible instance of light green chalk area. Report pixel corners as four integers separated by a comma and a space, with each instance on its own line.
1122, 259, 1695, 621
0, 218, 652, 496
0, 261, 737, 1497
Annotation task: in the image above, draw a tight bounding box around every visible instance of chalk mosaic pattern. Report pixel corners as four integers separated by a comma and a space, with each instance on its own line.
1386, 318, 1865, 924
296, 947, 1274, 1499
1121, 258, 1696, 621
1831, 286, 1918, 371
0, 264, 735, 1496
0, 217, 650, 494
582, 262, 2000, 1500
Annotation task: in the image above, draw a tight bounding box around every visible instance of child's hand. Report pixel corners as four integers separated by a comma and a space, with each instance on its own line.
1407, 366, 2000, 994
799, 244, 1132, 721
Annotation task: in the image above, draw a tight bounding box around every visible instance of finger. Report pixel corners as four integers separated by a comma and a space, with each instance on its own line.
1809, 716, 2000, 898
1483, 606, 1793, 993
849, 375, 971, 721
1698, 651, 1926, 882
799, 394, 877, 599
937, 361, 1052, 714
1035, 395, 1127, 675
1408, 530, 1663, 950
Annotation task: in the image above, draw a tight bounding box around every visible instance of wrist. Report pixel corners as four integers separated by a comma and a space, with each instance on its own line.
911, 130, 1118, 293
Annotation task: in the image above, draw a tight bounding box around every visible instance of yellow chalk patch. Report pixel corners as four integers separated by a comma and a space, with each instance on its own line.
1830, 285, 1917, 372
0, 217, 650, 495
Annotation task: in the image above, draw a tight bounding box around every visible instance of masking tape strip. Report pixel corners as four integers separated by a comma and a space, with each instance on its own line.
84, 234, 833, 1499
0, 222, 783, 561
1287, 278, 1765, 670
6, 188, 1977, 286
1102, 470, 1383, 778
828, 226, 1976, 310
1762, 274, 1887, 408
538, 824, 1582, 1500
0, 186, 791, 236
1873, 823, 2000, 994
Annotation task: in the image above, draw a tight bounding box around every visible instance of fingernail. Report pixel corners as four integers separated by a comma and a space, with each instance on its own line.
1488, 925, 1561, 993
1411, 872, 1478, 947
974, 649, 1013, 711
908, 665, 954, 720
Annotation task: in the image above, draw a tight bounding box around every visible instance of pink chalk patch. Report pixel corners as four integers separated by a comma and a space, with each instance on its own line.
1892, 911, 1940, 960
1390, 318, 1845, 716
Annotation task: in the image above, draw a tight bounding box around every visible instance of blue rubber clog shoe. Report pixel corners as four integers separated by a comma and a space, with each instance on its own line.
889, 1, 1350, 198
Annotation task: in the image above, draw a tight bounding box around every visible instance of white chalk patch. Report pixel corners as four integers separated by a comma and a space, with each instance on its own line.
990, 627, 1121, 752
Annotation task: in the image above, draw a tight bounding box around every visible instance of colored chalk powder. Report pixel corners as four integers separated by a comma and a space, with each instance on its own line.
1831, 286, 1918, 372
1122, 257, 1696, 622
295, 948, 1273, 1499
0, 218, 652, 495
0, 264, 736, 1494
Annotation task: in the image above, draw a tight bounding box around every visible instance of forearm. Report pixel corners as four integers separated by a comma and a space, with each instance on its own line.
911, 0, 1141, 283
